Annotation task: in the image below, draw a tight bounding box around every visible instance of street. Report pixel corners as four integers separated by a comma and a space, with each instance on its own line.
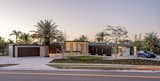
0, 70, 160, 81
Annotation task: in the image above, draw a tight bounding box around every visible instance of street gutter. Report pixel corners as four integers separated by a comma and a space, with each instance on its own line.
48, 63, 160, 71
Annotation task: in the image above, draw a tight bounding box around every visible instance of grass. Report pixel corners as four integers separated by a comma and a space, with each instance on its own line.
0, 64, 17, 67
50, 56, 160, 65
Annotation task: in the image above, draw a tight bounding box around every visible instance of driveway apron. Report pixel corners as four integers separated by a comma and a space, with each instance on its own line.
0, 56, 57, 70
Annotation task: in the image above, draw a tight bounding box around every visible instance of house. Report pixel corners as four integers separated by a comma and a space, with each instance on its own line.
8, 42, 134, 58
9, 44, 48, 57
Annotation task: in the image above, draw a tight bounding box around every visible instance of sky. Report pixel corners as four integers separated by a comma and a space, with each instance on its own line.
0, 0, 160, 41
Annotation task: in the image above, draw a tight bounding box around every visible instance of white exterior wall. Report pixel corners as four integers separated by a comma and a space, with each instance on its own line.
40, 46, 49, 57
8, 44, 14, 57
122, 47, 130, 56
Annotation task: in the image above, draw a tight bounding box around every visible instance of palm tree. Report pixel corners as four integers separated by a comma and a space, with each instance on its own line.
96, 31, 108, 43
10, 30, 22, 43
33, 19, 58, 45
74, 35, 88, 42
79, 35, 88, 42
96, 37, 101, 43
19, 33, 31, 44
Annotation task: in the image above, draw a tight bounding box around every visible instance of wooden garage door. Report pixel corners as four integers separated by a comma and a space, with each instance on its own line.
18, 47, 40, 57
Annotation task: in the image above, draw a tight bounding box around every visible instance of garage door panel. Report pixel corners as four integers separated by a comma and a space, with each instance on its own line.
18, 47, 40, 57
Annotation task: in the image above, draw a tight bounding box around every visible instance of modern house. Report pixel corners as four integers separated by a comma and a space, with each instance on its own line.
8, 41, 134, 58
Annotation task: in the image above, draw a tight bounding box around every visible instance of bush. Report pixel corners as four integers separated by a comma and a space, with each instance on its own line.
69, 56, 102, 61
51, 56, 160, 65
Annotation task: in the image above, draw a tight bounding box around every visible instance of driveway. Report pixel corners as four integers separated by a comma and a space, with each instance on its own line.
0, 56, 57, 70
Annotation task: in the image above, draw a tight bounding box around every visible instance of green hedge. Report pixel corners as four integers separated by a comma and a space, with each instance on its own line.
51, 56, 160, 65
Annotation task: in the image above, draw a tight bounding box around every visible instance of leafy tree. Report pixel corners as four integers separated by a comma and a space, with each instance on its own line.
119, 39, 133, 45
74, 35, 88, 42
55, 30, 65, 43
105, 25, 128, 53
133, 40, 144, 51
144, 32, 160, 52
10, 30, 22, 43
33, 19, 58, 45
0, 37, 8, 55
18, 33, 31, 44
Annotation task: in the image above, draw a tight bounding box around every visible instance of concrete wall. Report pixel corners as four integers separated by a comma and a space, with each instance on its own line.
40, 46, 49, 57
117, 46, 131, 57
8, 44, 14, 57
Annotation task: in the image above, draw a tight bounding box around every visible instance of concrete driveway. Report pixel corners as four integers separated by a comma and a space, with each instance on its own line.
0, 56, 57, 70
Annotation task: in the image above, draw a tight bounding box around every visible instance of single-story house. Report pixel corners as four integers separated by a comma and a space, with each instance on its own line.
8, 42, 135, 57
9, 44, 48, 57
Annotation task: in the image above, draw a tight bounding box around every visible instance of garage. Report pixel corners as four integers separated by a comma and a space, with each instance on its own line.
9, 44, 49, 57
17, 47, 40, 57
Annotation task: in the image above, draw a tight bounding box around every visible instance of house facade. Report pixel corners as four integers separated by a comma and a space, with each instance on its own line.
9, 42, 134, 57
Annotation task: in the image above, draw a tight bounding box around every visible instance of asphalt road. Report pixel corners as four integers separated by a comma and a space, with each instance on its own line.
0, 70, 160, 81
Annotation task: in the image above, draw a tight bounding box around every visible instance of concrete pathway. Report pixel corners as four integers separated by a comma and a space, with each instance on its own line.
0, 56, 57, 70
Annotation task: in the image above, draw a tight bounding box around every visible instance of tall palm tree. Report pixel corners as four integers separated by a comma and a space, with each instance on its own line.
33, 19, 58, 45
10, 30, 22, 43
96, 31, 108, 43
79, 35, 88, 42
19, 33, 31, 44
74, 35, 88, 42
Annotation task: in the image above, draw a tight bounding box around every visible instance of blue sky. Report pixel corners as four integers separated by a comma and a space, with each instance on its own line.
0, 0, 160, 40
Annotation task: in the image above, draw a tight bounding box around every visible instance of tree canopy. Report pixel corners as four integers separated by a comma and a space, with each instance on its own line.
32, 19, 64, 45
